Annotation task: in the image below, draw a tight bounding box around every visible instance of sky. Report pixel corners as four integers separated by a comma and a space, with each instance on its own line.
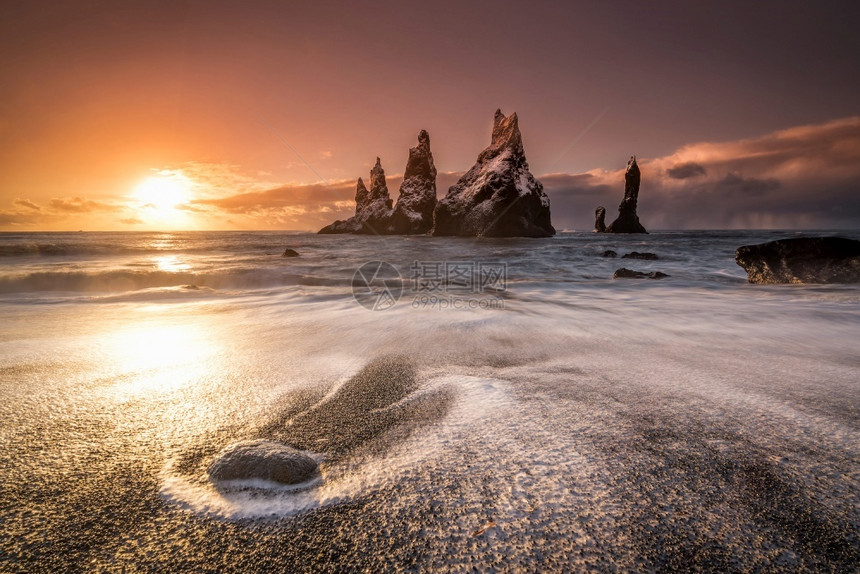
1, 0, 859, 231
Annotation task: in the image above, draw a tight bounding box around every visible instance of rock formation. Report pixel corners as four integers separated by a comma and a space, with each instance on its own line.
390, 130, 437, 234
613, 268, 668, 279
622, 251, 658, 260
318, 158, 393, 234
735, 237, 860, 284
207, 440, 318, 485
282, 248, 299, 257
432, 110, 554, 237
605, 156, 648, 234
594, 207, 606, 232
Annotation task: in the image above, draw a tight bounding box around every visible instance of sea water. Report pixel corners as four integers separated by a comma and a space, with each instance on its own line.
1, 230, 858, 571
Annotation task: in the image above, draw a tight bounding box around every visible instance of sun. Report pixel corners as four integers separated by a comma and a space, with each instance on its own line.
133, 173, 192, 210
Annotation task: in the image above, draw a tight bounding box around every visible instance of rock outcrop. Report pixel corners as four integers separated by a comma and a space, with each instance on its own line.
207, 440, 318, 485
594, 207, 606, 232
282, 248, 299, 257
613, 268, 668, 279
390, 130, 437, 234
622, 251, 658, 260
318, 158, 393, 234
735, 237, 860, 284
432, 110, 554, 237
605, 156, 648, 234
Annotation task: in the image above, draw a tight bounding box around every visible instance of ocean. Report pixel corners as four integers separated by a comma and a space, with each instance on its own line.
1, 230, 858, 572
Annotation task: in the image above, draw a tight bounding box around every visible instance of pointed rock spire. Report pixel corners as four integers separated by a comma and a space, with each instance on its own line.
594, 206, 606, 232
390, 129, 437, 234
432, 110, 554, 237
318, 160, 393, 234
606, 155, 647, 233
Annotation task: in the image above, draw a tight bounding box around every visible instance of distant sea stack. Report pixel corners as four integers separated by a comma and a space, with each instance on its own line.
319, 158, 393, 234
318, 132, 437, 235
390, 130, 437, 235
432, 110, 555, 237
593, 206, 606, 232
605, 156, 647, 234
736, 237, 860, 284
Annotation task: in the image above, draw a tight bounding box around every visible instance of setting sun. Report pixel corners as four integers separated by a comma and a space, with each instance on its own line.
133, 172, 193, 210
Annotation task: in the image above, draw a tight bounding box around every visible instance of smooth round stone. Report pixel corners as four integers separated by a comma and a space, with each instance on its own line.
207, 440, 318, 485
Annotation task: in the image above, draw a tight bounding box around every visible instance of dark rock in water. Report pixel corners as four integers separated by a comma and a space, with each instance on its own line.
606, 156, 648, 234
207, 440, 318, 485
390, 130, 437, 235
318, 159, 394, 234
282, 248, 299, 257
613, 268, 668, 279
602, 250, 618, 258
622, 251, 658, 260
735, 237, 860, 284
432, 110, 554, 237
594, 206, 606, 232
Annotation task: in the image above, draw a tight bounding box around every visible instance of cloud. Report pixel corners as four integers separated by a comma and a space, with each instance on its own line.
541, 116, 860, 230
119, 217, 143, 224
49, 197, 122, 213
666, 162, 707, 179
13, 198, 41, 211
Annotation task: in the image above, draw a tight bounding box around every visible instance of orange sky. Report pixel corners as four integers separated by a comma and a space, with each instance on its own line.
2, 1, 859, 231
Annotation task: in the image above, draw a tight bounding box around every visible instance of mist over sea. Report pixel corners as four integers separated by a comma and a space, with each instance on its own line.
1, 230, 858, 572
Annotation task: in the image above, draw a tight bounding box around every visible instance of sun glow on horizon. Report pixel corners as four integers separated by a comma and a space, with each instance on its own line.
133, 172, 193, 210
130, 171, 198, 228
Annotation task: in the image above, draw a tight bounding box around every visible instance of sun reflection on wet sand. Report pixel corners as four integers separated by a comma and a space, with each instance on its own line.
104, 319, 213, 398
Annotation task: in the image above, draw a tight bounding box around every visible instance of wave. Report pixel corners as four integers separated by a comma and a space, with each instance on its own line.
0, 242, 298, 258
0, 268, 346, 294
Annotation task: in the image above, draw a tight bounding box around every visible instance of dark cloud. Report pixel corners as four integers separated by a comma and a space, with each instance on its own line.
716, 173, 780, 197
666, 162, 707, 179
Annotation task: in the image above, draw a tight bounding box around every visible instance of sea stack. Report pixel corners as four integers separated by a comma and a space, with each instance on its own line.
594, 206, 606, 232
605, 156, 647, 234
390, 130, 437, 234
432, 110, 554, 237
319, 158, 393, 234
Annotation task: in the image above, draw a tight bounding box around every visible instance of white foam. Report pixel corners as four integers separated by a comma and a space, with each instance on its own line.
159, 374, 515, 519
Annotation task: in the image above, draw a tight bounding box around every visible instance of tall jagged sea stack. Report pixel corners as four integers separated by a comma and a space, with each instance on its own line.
390, 130, 437, 234
605, 156, 647, 234
432, 110, 554, 237
318, 158, 393, 234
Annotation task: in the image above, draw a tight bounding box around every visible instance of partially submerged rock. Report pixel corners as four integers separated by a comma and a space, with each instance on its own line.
613, 268, 668, 279
622, 251, 658, 260
207, 440, 318, 485
390, 130, 437, 235
602, 250, 618, 258
735, 237, 860, 284
606, 156, 648, 234
282, 248, 299, 257
432, 110, 554, 237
